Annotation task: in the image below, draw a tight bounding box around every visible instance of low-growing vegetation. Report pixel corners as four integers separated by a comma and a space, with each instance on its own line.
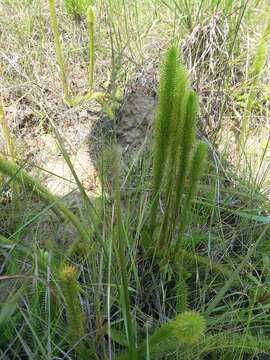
1, 0, 270, 359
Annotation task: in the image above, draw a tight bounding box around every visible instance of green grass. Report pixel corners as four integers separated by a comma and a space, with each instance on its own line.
1, 0, 270, 359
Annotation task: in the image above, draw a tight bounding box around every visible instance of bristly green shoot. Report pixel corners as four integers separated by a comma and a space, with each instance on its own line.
150, 46, 206, 256
59, 265, 88, 359
117, 311, 206, 359
150, 46, 177, 232
174, 90, 198, 222
176, 141, 208, 251
167, 65, 189, 178
148, 46, 207, 315
158, 65, 188, 247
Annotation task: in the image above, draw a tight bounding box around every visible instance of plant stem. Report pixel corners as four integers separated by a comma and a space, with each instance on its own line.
87, 5, 95, 93
48, 0, 70, 102
112, 145, 138, 359
0, 157, 89, 245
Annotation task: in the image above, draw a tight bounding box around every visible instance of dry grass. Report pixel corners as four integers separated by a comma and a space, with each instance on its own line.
0, 0, 269, 231
1, 1, 270, 359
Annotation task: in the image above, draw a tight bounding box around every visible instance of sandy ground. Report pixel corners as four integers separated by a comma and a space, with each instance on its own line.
1, 4, 270, 203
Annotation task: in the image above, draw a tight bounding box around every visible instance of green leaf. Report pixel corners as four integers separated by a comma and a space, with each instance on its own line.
236, 211, 270, 224
109, 328, 129, 347
0, 292, 20, 326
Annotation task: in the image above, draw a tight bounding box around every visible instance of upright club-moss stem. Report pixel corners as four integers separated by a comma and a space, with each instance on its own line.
48, 0, 70, 102
59, 265, 88, 359
117, 311, 205, 359
150, 47, 177, 233
149, 47, 206, 255
158, 66, 188, 248
174, 91, 197, 221
87, 6, 95, 93
175, 142, 207, 252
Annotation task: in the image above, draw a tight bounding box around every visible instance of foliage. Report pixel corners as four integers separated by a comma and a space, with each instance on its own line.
1, 1, 270, 359
150, 47, 207, 255
59, 265, 89, 358
48, 0, 106, 107
64, 0, 93, 21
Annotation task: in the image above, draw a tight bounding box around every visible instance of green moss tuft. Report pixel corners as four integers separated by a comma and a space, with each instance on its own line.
169, 311, 206, 344
59, 265, 88, 359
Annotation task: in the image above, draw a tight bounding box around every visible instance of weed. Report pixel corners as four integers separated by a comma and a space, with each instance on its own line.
48, 0, 70, 102
64, 0, 93, 22
0, 157, 89, 244
48, 0, 107, 107
1, 1, 270, 359
59, 265, 89, 358
150, 47, 207, 259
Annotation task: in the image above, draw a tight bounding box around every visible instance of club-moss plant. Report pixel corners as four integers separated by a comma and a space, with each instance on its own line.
148, 311, 206, 347
117, 311, 206, 359
59, 265, 88, 359
48, 0, 107, 107
148, 46, 207, 314
173, 90, 198, 225
149, 46, 207, 254
176, 141, 207, 249
150, 46, 177, 232
162, 64, 188, 223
